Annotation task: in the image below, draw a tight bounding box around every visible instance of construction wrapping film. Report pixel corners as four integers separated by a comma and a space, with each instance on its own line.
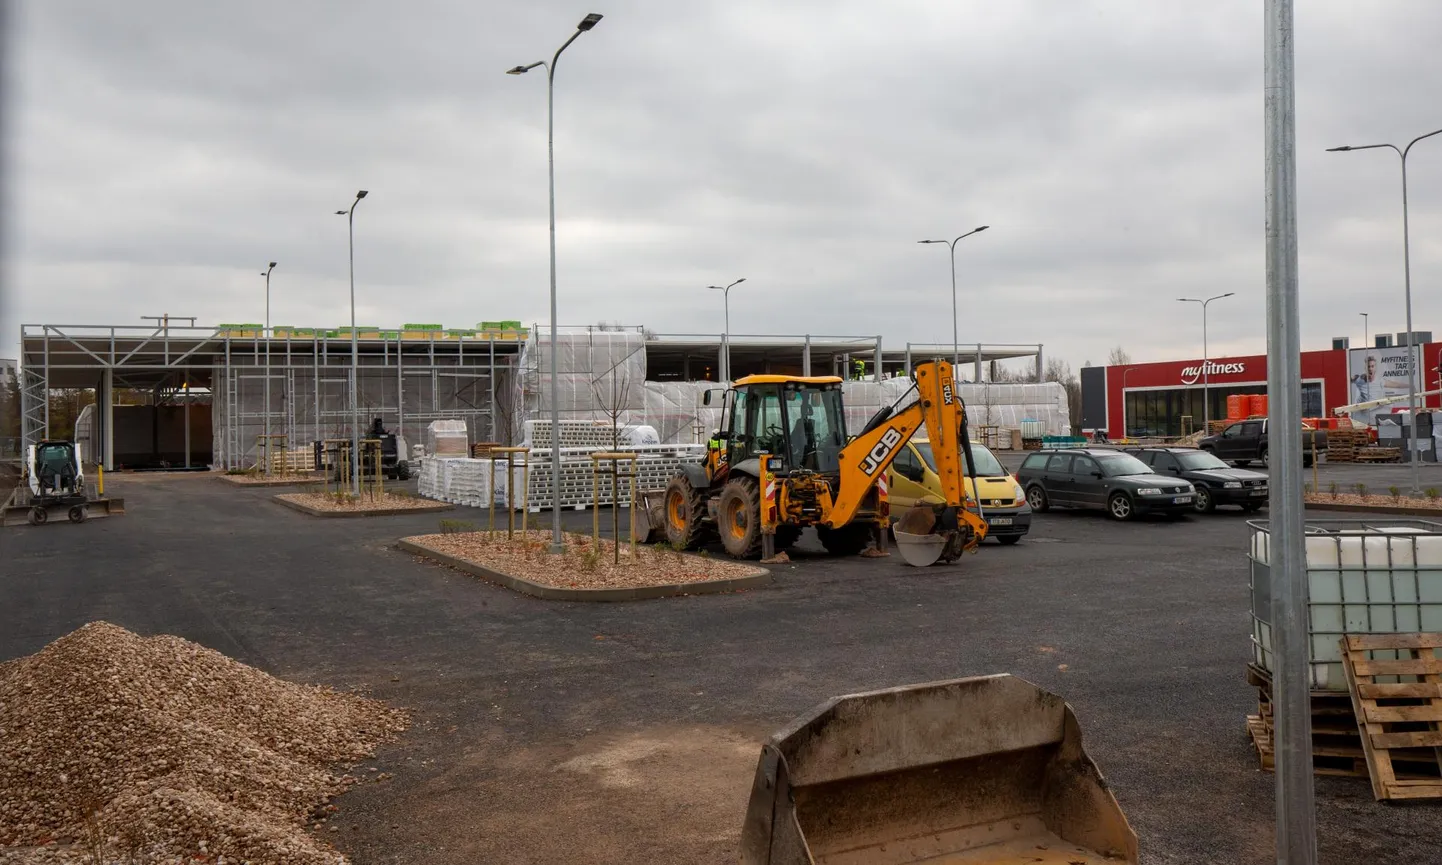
425, 420, 470, 457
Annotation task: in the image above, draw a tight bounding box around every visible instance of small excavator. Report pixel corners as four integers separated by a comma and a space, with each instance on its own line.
659, 360, 989, 566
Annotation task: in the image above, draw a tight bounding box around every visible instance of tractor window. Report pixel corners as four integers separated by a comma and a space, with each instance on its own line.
745, 385, 786, 460
784, 385, 845, 472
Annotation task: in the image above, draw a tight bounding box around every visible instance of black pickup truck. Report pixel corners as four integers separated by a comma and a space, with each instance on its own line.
1197, 418, 1326, 468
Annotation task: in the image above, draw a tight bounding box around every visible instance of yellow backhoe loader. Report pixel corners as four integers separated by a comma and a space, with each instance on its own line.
660, 360, 988, 566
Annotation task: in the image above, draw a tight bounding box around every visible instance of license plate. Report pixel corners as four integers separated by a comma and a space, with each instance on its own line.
1251, 489, 1267, 496
1173, 496, 1192, 504
989, 517, 1013, 526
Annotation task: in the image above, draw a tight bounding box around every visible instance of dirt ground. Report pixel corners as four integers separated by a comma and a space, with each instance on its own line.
6, 472, 1442, 864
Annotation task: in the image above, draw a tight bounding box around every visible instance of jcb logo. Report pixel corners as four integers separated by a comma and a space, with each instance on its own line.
942, 383, 954, 405
860, 428, 903, 476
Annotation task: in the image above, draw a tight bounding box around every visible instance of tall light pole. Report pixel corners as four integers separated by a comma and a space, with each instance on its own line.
261, 261, 277, 476
1360, 312, 1369, 349
918, 225, 989, 370
707, 278, 745, 382
336, 190, 368, 496
1177, 292, 1235, 431
509, 12, 604, 554
1328, 127, 1442, 494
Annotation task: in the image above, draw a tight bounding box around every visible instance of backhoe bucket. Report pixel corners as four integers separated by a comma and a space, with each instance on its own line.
739, 674, 1138, 865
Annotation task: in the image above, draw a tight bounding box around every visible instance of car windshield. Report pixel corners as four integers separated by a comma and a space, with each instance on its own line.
1095, 453, 1152, 477
1177, 451, 1230, 471
913, 441, 1006, 477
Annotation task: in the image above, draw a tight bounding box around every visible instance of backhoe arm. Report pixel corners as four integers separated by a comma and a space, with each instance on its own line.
827, 360, 972, 528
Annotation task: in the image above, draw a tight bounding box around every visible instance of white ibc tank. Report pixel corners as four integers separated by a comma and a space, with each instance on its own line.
1250, 521, 1442, 689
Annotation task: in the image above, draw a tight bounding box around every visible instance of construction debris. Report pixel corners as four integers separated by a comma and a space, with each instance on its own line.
0, 622, 408, 864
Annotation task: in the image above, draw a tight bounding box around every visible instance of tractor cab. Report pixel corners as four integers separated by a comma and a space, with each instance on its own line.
708, 375, 847, 479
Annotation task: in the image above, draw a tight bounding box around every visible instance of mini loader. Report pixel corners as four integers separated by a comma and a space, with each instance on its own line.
740, 674, 1138, 864
655, 360, 988, 566
4, 440, 125, 526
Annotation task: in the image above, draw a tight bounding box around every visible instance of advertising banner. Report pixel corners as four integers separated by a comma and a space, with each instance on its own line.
1347, 346, 1420, 425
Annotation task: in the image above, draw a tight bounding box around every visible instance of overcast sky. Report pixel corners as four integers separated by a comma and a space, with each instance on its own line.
5, 1, 1442, 371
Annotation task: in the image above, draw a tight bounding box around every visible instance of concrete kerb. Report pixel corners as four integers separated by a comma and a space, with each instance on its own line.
395, 536, 772, 602
273, 495, 455, 519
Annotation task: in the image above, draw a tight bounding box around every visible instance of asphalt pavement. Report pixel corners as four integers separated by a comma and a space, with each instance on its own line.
1, 473, 1438, 864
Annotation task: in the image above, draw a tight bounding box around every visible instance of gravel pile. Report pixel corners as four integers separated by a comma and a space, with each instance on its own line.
0, 622, 408, 864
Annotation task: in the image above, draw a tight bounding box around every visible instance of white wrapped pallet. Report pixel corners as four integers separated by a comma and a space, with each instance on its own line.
426, 420, 469, 457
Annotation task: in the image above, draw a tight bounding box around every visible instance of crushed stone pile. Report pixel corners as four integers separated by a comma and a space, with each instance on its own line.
0, 622, 408, 864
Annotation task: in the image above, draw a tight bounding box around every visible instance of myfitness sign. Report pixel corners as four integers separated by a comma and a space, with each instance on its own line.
1178, 360, 1247, 385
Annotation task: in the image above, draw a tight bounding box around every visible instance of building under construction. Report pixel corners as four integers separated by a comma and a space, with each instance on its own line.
16, 321, 1059, 470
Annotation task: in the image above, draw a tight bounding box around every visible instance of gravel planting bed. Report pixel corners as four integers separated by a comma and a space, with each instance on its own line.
276, 492, 448, 514
0, 622, 408, 865
217, 472, 323, 486
1304, 492, 1442, 514
404, 530, 766, 591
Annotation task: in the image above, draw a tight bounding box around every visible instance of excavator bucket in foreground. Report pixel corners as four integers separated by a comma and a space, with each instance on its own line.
739, 674, 1138, 865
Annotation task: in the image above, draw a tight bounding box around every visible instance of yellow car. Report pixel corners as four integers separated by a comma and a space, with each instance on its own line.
886, 438, 1032, 544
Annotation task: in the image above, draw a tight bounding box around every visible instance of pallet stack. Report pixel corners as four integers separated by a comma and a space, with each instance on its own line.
1326, 428, 1370, 463
1246, 635, 1442, 796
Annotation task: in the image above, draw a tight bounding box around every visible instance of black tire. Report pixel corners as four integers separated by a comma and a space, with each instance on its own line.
663, 475, 712, 551
1107, 492, 1135, 521
816, 523, 872, 556
28, 507, 47, 526
68, 506, 87, 524
997, 535, 1021, 545
1026, 486, 1049, 512
397, 461, 411, 481
717, 477, 763, 559
1194, 487, 1216, 514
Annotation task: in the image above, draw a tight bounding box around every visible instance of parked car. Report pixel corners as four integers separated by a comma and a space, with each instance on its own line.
1197, 418, 1325, 468
1016, 448, 1195, 521
1125, 446, 1268, 513
886, 438, 1032, 543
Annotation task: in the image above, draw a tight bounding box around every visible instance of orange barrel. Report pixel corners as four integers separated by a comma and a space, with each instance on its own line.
1250, 394, 1269, 417
1227, 395, 1247, 420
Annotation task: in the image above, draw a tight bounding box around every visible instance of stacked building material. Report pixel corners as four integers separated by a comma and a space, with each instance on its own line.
426, 419, 470, 457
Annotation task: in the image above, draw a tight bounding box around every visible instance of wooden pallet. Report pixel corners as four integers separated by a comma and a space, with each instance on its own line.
1341, 633, 1442, 801
1355, 447, 1401, 463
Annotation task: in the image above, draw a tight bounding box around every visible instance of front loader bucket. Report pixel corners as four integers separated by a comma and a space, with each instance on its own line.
739, 674, 1137, 865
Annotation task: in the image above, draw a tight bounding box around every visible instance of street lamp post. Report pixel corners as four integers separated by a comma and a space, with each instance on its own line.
336, 190, 368, 496
261, 261, 277, 476
509, 12, 604, 554
707, 278, 745, 382
1177, 293, 1235, 431
1360, 312, 1369, 350
1329, 128, 1442, 494
918, 226, 989, 370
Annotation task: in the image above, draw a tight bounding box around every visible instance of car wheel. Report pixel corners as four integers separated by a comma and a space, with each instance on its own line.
1194, 487, 1215, 514
1026, 486, 1049, 512
1107, 493, 1135, 521
997, 535, 1021, 545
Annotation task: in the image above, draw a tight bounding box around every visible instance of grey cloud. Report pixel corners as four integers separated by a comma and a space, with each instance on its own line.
7, 1, 1442, 367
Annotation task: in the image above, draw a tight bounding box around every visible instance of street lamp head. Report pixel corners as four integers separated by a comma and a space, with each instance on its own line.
577, 13, 603, 31
355, 190, 368, 200
1326, 146, 1353, 152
